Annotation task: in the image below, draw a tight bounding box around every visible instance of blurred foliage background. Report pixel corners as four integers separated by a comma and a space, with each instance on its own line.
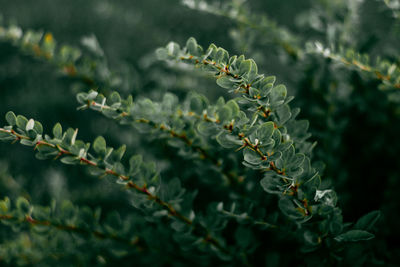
0, 0, 399, 265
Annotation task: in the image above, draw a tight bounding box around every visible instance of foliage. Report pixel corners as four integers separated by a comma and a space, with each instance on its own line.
308, 42, 400, 101
0, 0, 399, 266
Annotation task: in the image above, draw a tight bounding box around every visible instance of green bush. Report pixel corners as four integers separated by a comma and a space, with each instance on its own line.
0, 0, 399, 266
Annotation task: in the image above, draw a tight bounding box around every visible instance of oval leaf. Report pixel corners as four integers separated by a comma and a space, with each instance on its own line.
334, 230, 375, 242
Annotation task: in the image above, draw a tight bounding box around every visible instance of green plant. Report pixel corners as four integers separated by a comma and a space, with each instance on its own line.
0, 0, 398, 266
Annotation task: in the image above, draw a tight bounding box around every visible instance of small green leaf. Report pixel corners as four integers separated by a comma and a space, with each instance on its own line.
226, 100, 240, 117
110, 91, 121, 104
5, 111, 17, 126
278, 197, 306, 220
197, 121, 218, 136
53, 123, 63, 139
71, 128, 78, 145
60, 156, 79, 165
93, 136, 106, 155
36, 143, 58, 154
354, 210, 381, 231
215, 47, 229, 64
76, 92, 87, 104
228, 55, 237, 66
243, 149, 263, 165
302, 174, 321, 200
260, 173, 283, 194
216, 132, 242, 148
334, 230, 375, 242
171, 220, 187, 232
275, 104, 291, 125
287, 153, 305, 169
16, 115, 28, 130
20, 139, 34, 146
249, 87, 260, 98
155, 47, 168, 60
26, 119, 35, 131
16, 197, 31, 215
257, 122, 275, 143
0, 131, 13, 141
87, 90, 98, 101
186, 37, 202, 56
26, 129, 37, 139
260, 76, 275, 95
270, 84, 287, 105
81, 34, 104, 57
186, 37, 197, 53
239, 59, 252, 77
216, 106, 232, 123
233, 55, 245, 69
206, 44, 218, 59
60, 45, 82, 63
102, 109, 119, 119
162, 93, 178, 111
329, 215, 343, 235
113, 162, 125, 175
247, 59, 258, 81
34, 121, 43, 135
216, 76, 237, 89
166, 42, 180, 57
88, 166, 105, 176
129, 155, 143, 176
110, 145, 126, 163
189, 94, 208, 114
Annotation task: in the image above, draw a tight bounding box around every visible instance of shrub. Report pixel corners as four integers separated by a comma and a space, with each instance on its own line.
0, 0, 399, 266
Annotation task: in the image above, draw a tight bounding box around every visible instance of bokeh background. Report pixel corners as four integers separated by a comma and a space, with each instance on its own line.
1, 0, 399, 265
